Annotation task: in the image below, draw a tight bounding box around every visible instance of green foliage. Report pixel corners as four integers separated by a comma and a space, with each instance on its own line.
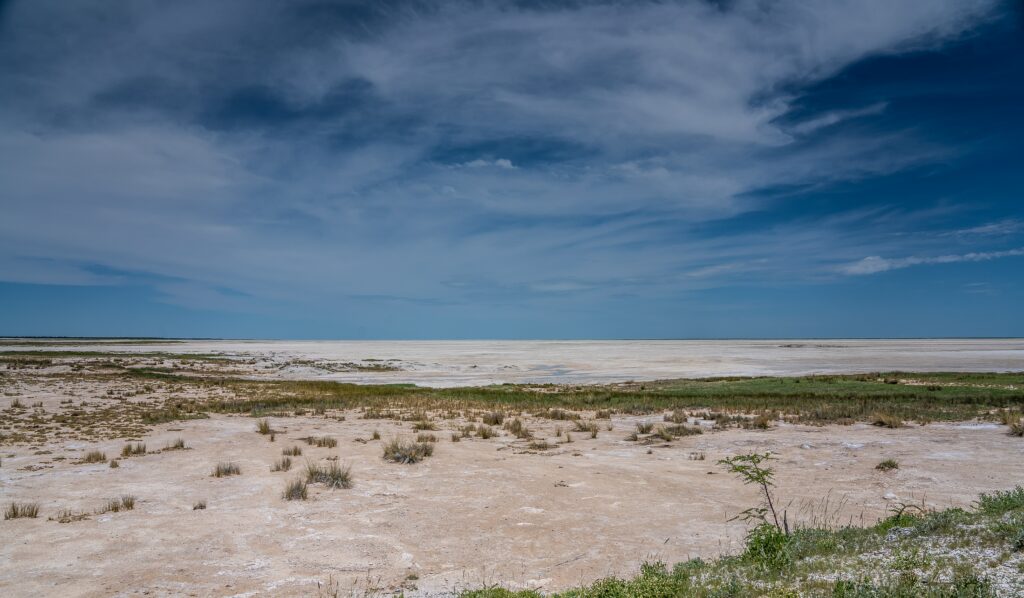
743, 524, 792, 571
719, 452, 785, 532
975, 486, 1024, 515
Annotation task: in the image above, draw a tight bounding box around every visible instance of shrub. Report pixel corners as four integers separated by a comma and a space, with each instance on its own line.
305, 461, 352, 489
4, 502, 39, 519
744, 523, 792, 570
976, 486, 1024, 515
212, 462, 240, 477
383, 439, 434, 464
876, 459, 899, 471
283, 479, 308, 500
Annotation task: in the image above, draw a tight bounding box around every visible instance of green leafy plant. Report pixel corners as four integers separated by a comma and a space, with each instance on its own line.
719, 452, 787, 534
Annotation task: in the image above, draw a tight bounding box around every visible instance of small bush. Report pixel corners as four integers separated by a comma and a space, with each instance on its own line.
256, 419, 272, 434
81, 450, 107, 464
383, 439, 434, 464
212, 462, 240, 477
976, 486, 1024, 515
482, 412, 504, 426
272, 457, 292, 472
4, 502, 39, 519
283, 479, 308, 500
744, 523, 792, 570
876, 459, 899, 471
305, 461, 353, 489
282, 445, 302, 456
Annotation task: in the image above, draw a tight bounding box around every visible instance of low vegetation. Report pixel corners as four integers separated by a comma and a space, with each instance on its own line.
283, 478, 308, 500
4, 501, 39, 519
304, 461, 353, 489
383, 438, 434, 463
876, 458, 900, 471
212, 462, 240, 477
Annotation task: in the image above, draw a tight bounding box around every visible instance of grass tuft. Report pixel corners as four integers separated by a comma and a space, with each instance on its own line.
304, 461, 353, 488
876, 458, 899, 471
4, 502, 39, 519
212, 462, 240, 477
383, 438, 435, 464
283, 478, 308, 500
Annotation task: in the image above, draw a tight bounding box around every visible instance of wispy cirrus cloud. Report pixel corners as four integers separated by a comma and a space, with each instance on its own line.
840, 248, 1024, 275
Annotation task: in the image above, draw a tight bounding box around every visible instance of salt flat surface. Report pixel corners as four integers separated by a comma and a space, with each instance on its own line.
5, 339, 1024, 387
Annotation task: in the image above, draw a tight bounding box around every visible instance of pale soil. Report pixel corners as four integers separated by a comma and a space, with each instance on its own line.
2, 410, 1022, 597
3, 338, 1023, 386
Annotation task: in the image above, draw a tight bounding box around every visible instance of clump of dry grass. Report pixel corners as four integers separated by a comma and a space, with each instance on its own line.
272, 457, 292, 472
534, 408, 578, 421
303, 436, 337, 448
481, 411, 504, 426
282, 445, 302, 456
451, 432, 460, 442
81, 450, 107, 464
416, 433, 437, 443
504, 418, 532, 439
412, 420, 438, 431
371, 430, 381, 440
744, 413, 774, 429
870, 413, 904, 429
109, 459, 119, 468
165, 438, 188, 450
475, 424, 496, 439
574, 420, 599, 438
256, 419, 272, 435
212, 462, 240, 477
636, 422, 654, 434
876, 459, 899, 471
4, 502, 39, 519
193, 500, 206, 510
99, 495, 135, 513
664, 410, 688, 424
121, 443, 146, 457
1009, 421, 1024, 437
595, 409, 612, 419
283, 479, 308, 500
383, 439, 434, 464
305, 461, 353, 488
51, 508, 89, 523
527, 440, 551, 450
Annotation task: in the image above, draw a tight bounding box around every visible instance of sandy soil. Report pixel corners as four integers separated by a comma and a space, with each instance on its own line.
3, 338, 1023, 387
3, 409, 1022, 597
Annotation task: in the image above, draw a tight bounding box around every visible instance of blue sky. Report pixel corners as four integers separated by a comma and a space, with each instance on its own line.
1, 0, 1022, 339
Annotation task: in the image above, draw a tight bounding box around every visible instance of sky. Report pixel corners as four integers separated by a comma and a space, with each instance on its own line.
1, 0, 1022, 339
